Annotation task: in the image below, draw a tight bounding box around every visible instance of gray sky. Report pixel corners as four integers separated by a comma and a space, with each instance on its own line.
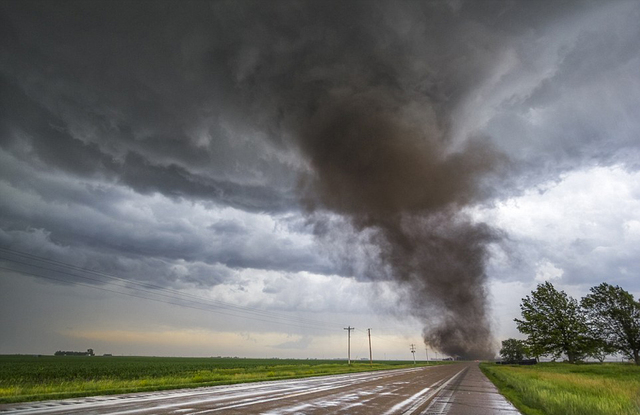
1, 0, 639, 359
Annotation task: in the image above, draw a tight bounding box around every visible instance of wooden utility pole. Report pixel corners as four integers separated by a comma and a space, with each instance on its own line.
368, 328, 372, 366
410, 344, 416, 364
344, 326, 354, 365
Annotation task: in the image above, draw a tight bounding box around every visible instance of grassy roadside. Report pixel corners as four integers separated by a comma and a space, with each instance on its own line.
480, 362, 640, 415
0, 355, 447, 404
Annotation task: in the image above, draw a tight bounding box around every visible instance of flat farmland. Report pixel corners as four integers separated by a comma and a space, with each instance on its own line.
0, 355, 441, 404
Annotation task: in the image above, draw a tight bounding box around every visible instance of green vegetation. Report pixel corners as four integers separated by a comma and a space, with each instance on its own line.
500, 338, 528, 363
513, 281, 640, 364
480, 362, 640, 415
583, 283, 640, 365
515, 281, 591, 363
0, 355, 446, 403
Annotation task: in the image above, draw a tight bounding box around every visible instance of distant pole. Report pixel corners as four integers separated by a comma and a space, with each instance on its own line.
368, 328, 373, 366
410, 344, 416, 364
344, 326, 354, 365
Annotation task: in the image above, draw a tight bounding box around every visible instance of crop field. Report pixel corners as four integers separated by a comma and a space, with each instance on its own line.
480, 362, 640, 415
0, 355, 442, 403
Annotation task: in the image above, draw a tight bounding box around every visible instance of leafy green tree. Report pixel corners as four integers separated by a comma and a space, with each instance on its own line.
581, 331, 617, 363
524, 334, 545, 362
582, 283, 640, 365
500, 338, 527, 363
515, 281, 590, 363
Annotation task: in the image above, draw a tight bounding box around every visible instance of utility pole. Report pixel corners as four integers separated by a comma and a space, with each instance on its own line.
410, 344, 416, 364
368, 328, 373, 366
344, 326, 354, 365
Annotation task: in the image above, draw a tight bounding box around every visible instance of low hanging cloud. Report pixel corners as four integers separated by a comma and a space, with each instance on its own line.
2, 1, 640, 358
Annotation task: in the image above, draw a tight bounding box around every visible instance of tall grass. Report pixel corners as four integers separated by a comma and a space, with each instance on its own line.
0, 355, 444, 403
480, 362, 640, 415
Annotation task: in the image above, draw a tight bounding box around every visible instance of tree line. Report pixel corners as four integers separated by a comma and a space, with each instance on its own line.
501, 282, 640, 365
54, 349, 95, 356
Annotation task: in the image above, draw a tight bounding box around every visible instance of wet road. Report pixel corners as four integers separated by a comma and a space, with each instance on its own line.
0, 363, 520, 414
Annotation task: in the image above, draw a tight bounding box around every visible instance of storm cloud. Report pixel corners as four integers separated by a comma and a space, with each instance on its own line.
1, 0, 640, 358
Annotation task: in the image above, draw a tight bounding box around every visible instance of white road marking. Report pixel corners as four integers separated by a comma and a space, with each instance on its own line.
381, 367, 466, 415
418, 368, 467, 415
382, 386, 432, 415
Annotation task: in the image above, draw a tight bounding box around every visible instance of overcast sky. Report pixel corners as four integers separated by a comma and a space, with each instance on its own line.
1, 0, 639, 359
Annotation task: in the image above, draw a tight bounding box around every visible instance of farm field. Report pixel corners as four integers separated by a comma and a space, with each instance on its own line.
480, 362, 640, 415
0, 355, 442, 403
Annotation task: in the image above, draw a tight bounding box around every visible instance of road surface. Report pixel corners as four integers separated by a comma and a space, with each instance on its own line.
0, 363, 520, 414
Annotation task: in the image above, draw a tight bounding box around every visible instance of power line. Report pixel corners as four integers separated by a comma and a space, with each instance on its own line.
0, 247, 437, 351
1, 258, 335, 330
0, 265, 340, 332
0, 247, 340, 329
0, 247, 334, 326
0, 248, 341, 332
356, 327, 420, 348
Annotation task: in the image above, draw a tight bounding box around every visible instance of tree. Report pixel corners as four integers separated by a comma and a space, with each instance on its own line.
582, 283, 640, 365
500, 338, 527, 363
583, 336, 616, 363
523, 334, 546, 362
515, 281, 590, 363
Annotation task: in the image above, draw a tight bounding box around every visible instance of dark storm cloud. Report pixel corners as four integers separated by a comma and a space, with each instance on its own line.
211, 1, 515, 358
0, 143, 332, 285
0, 180, 331, 285
0, 0, 298, 213
0, 75, 291, 212
478, 0, 640, 184
215, 0, 640, 356
2, 0, 640, 357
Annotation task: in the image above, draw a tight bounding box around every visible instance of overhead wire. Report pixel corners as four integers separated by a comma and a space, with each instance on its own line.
0, 246, 340, 328
0, 246, 432, 350
0, 247, 340, 332
354, 327, 425, 352
0, 263, 341, 332
0, 247, 336, 327
3, 254, 444, 360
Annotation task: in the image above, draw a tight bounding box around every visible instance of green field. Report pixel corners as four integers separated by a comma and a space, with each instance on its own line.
0, 355, 441, 403
480, 362, 640, 415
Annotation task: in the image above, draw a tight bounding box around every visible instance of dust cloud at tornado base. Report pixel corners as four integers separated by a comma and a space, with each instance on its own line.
294, 96, 504, 359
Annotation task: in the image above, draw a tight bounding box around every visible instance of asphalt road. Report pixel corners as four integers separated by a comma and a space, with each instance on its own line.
0, 363, 520, 414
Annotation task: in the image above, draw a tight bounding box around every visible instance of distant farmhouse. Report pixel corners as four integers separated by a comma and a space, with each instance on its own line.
54, 348, 95, 356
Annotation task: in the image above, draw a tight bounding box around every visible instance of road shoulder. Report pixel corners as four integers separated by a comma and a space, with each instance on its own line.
422, 363, 521, 415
